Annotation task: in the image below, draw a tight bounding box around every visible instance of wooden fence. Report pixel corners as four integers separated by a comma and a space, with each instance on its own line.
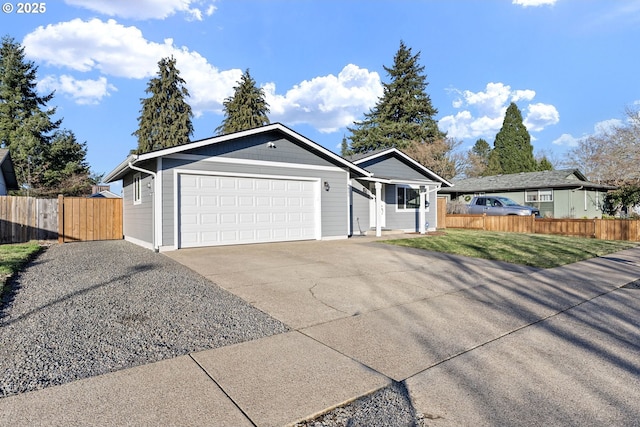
444, 213, 640, 242
58, 196, 123, 243
0, 196, 58, 244
0, 195, 122, 244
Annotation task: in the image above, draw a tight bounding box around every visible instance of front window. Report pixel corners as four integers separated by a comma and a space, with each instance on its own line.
526, 189, 553, 202
133, 173, 141, 205
397, 186, 420, 209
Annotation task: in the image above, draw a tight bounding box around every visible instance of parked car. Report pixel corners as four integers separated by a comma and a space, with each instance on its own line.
467, 196, 540, 217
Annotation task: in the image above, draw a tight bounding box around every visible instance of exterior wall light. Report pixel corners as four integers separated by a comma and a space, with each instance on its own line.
324, 181, 330, 191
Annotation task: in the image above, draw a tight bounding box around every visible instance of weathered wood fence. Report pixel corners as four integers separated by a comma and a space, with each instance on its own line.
0, 196, 122, 244
444, 213, 640, 242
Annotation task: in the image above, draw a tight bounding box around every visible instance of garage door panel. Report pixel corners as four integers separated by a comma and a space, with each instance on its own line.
180, 174, 318, 247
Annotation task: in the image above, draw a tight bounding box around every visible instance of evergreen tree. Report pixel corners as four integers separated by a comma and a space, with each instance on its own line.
216, 69, 269, 135
134, 56, 193, 153
340, 135, 351, 157
536, 156, 553, 171
348, 41, 444, 154
39, 129, 93, 196
491, 102, 536, 174
0, 35, 61, 192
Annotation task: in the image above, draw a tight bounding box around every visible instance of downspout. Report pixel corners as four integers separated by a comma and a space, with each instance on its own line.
129, 161, 159, 252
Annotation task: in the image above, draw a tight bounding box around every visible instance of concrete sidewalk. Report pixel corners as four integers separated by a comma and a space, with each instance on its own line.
1, 238, 639, 426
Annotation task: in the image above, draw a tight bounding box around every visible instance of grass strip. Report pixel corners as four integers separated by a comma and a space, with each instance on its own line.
0, 241, 43, 294
384, 229, 638, 268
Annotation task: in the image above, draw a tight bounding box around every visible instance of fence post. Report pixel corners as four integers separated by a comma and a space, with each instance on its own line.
482, 213, 486, 231
57, 194, 64, 244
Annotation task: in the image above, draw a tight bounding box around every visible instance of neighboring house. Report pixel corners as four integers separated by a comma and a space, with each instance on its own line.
440, 169, 613, 218
0, 149, 19, 195
88, 185, 121, 198
104, 123, 451, 251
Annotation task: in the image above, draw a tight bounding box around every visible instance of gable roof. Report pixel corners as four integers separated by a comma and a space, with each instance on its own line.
104, 123, 370, 182
0, 149, 19, 191
348, 148, 453, 187
88, 190, 121, 198
440, 169, 613, 193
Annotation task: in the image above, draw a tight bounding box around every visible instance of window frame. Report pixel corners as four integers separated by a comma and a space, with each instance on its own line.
396, 185, 426, 211
133, 173, 142, 205
525, 189, 553, 203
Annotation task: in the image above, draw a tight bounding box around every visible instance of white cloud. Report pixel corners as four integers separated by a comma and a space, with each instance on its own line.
594, 118, 623, 134
23, 19, 241, 114
552, 118, 622, 148
524, 103, 560, 131
23, 19, 381, 131
264, 64, 382, 133
552, 133, 578, 147
64, 0, 217, 21
512, 0, 557, 7
440, 82, 558, 140
37, 75, 116, 105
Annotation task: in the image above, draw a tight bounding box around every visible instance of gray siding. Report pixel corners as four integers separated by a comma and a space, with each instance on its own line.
384, 184, 437, 231
122, 167, 154, 246
350, 180, 371, 235
160, 157, 349, 248
185, 132, 339, 168
358, 155, 427, 180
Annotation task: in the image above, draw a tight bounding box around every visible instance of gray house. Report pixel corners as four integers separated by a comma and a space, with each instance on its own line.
348, 148, 452, 236
440, 169, 613, 218
104, 123, 451, 251
0, 149, 19, 195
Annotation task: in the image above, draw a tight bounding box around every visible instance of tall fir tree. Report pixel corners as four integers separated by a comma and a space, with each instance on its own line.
491, 102, 536, 174
340, 135, 351, 157
134, 56, 193, 153
0, 35, 62, 193
348, 41, 444, 154
216, 69, 269, 135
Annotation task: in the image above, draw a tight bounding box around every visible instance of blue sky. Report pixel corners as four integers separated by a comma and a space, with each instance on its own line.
2, 0, 639, 193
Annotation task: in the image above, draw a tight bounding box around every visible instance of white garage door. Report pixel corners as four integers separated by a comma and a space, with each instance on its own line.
179, 174, 319, 247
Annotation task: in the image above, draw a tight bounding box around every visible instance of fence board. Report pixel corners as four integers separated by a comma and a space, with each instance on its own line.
58, 197, 122, 243
0, 196, 59, 243
446, 214, 640, 242
0, 195, 123, 244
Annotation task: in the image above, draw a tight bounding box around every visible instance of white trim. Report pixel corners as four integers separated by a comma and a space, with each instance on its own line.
346, 173, 351, 236
105, 123, 370, 182
352, 148, 453, 187
395, 184, 422, 212
166, 153, 345, 173
155, 158, 163, 247
133, 173, 142, 205
174, 168, 322, 249
321, 235, 348, 241
125, 235, 154, 250
174, 168, 322, 182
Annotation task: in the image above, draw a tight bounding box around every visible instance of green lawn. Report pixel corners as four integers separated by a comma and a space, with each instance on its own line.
384, 229, 639, 268
0, 241, 42, 293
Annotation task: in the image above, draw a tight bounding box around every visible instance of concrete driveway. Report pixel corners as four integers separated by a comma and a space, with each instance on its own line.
166, 236, 640, 425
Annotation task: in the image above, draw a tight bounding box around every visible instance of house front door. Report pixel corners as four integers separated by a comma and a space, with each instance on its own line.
369, 183, 386, 229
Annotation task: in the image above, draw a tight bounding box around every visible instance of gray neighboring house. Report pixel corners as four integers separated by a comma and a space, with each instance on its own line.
0, 149, 19, 195
440, 169, 613, 219
104, 123, 451, 251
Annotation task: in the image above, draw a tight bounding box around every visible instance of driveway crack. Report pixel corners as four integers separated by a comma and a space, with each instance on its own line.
308, 283, 349, 315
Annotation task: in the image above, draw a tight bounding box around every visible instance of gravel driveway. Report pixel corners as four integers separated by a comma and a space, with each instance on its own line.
0, 240, 289, 398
